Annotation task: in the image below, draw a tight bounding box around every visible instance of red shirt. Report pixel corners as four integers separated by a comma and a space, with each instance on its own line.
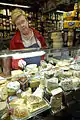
9, 28, 47, 69
10, 28, 47, 50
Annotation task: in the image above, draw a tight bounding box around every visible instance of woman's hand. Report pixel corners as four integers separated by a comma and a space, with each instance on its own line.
18, 59, 26, 69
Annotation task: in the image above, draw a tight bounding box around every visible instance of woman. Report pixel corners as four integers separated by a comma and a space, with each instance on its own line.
10, 8, 47, 69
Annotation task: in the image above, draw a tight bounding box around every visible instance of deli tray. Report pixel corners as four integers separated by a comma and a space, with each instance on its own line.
10, 99, 51, 120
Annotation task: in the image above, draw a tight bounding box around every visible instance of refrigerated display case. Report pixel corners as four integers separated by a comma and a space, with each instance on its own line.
0, 47, 80, 120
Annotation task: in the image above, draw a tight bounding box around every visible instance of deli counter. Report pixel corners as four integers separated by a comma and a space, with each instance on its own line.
0, 47, 80, 120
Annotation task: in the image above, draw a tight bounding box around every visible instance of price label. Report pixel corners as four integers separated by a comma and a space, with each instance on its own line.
53, 50, 61, 57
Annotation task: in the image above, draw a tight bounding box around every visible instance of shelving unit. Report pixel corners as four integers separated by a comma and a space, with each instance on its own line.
38, 12, 63, 48
0, 9, 38, 50
0, 8, 17, 49
63, 1, 80, 48
0, 7, 63, 49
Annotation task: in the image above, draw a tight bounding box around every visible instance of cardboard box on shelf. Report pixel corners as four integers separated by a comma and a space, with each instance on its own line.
63, 11, 77, 20
64, 21, 79, 28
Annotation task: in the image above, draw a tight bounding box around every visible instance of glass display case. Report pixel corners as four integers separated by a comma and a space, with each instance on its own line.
0, 47, 80, 120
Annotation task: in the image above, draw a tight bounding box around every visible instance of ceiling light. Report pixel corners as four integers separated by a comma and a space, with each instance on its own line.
0, 2, 30, 8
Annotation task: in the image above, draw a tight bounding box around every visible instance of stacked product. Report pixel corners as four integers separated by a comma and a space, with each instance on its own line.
63, 2, 80, 47
51, 31, 63, 49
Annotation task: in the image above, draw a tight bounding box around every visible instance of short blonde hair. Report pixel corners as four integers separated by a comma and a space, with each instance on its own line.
11, 8, 26, 24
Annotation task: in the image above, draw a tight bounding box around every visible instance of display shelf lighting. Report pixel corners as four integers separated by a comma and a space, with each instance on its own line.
0, 2, 30, 8
0, 50, 46, 59
56, 10, 65, 13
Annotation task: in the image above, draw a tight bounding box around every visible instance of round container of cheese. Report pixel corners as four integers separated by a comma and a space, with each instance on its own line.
53, 41, 63, 49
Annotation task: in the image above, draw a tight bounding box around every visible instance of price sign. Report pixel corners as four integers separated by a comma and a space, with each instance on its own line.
53, 49, 61, 57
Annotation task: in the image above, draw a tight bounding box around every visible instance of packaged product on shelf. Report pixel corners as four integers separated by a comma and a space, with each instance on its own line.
51, 32, 62, 39
63, 11, 77, 20
67, 29, 74, 47
53, 42, 63, 49
63, 31, 68, 46
78, 12, 80, 20
79, 2, 80, 11
51, 31, 63, 49
74, 2, 78, 11
75, 20, 80, 27
64, 21, 77, 28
